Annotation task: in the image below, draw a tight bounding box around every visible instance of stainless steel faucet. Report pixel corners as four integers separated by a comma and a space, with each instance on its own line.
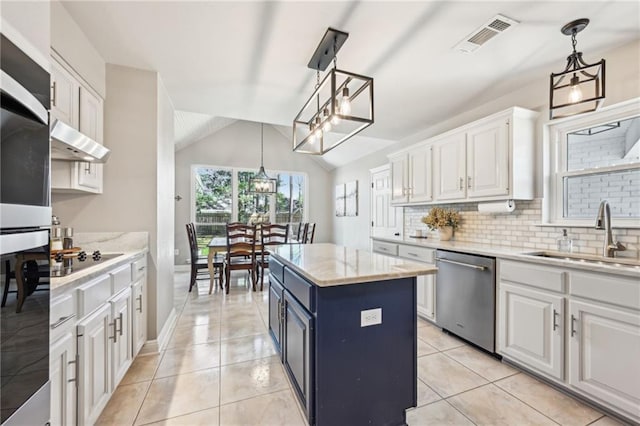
595, 200, 626, 257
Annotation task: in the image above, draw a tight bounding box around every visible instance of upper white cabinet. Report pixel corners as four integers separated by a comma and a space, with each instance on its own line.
389, 107, 538, 205
50, 53, 105, 194
390, 144, 432, 205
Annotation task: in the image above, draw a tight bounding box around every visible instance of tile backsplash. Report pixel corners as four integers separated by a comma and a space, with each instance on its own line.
405, 199, 640, 259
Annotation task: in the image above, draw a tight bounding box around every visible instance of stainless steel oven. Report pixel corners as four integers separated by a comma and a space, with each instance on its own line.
0, 32, 51, 426
1, 33, 51, 229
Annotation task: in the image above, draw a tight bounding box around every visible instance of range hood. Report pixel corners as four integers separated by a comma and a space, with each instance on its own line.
50, 119, 110, 163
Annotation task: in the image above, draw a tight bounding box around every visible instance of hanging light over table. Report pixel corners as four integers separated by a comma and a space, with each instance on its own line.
549, 18, 605, 120
293, 27, 374, 155
249, 123, 277, 194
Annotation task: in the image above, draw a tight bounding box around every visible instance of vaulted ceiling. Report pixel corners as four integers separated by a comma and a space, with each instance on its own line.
62, 1, 639, 169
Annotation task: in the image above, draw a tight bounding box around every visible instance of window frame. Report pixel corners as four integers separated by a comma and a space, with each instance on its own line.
190, 164, 308, 228
543, 98, 640, 228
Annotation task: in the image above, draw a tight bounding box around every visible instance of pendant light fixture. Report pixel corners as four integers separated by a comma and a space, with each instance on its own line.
249, 123, 277, 194
293, 27, 374, 155
549, 18, 605, 120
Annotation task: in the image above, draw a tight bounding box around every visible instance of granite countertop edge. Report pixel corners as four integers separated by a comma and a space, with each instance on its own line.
51, 248, 148, 291
371, 236, 640, 277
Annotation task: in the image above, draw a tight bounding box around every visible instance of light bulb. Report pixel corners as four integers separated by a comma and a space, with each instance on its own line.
331, 115, 340, 126
322, 108, 332, 132
340, 87, 351, 115
568, 74, 582, 104
308, 123, 316, 144
314, 116, 322, 138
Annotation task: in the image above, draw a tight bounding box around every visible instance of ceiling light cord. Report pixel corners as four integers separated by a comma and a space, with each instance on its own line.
260, 122, 264, 167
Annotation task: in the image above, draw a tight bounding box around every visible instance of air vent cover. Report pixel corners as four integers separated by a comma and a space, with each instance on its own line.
454, 14, 519, 53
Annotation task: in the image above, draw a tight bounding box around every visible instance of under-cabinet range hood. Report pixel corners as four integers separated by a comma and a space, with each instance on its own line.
50, 119, 110, 163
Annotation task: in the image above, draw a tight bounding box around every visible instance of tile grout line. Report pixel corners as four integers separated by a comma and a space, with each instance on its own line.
488, 382, 563, 426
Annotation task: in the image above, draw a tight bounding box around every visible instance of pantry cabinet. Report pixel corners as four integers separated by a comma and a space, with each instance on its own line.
390, 144, 432, 205
50, 53, 105, 194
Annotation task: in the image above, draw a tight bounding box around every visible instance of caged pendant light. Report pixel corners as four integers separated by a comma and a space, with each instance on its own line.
249, 123, 277, 194
549, 18, 605, 120
293, 27, 374, 155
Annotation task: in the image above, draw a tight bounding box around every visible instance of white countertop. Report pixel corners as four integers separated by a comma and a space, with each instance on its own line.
272, 243, 437, 287
371, 236, 640, 277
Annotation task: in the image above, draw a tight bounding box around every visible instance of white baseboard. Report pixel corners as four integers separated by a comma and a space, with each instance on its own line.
139, 307, 178, 355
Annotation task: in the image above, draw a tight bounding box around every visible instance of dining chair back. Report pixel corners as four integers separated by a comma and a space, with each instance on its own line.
256, 224, 289, 290
303, 223, 316, 244
186, 223, 211, 292
224, 223, 257, 293
296, 222, 307, 242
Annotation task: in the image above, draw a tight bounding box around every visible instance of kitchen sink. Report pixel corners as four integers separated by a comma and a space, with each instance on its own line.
524, 251, 640, 268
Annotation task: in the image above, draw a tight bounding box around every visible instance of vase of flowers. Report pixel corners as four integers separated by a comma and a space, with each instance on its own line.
421, 207, 461, 241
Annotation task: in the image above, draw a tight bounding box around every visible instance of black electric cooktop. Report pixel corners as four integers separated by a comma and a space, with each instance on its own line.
51, 252, 124, 277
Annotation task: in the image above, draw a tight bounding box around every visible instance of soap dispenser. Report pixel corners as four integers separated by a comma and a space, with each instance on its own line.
557, 229, 573, 253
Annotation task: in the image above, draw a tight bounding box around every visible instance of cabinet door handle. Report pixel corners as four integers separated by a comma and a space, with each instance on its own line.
277, 300, 281, 322
110, 320, 118, 343
459, 177, 464, 190
51, 81, 56, 107
138, 266, 146, 272
571, 314, 577, 337
467, 176, 472, 189
51, 314, 76, 329
84, 164, 92, 174
553, 309, 559, 331
118, 312, 124, 336
136, 295, 143, 312
68, 354, 79, 387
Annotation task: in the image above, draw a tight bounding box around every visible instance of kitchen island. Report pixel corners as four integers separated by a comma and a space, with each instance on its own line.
268, 243, 437, 426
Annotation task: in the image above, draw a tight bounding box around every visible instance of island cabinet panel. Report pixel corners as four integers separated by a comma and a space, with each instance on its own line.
269, 259, 418, 426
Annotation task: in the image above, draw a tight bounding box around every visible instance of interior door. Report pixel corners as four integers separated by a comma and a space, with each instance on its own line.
371, 166, 401, 238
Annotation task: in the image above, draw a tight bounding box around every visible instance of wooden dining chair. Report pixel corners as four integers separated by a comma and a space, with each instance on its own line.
186, 223, 223, 293
224, 223, 257, 293
303, 223, 316, 244
256, 224, 289, 290
296, 222, 307, 242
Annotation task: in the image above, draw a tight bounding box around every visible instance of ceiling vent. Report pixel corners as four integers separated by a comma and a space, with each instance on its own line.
454, 14, 519, 53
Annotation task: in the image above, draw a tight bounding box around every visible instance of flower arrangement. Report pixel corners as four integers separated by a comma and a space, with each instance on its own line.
421, 207, 461, 230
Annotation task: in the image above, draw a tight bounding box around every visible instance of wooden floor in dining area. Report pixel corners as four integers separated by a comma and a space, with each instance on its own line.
95, 271, 627, 426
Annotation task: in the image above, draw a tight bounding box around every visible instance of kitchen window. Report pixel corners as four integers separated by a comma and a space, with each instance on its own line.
545, 100, 640, 227
192, 165, 307, 251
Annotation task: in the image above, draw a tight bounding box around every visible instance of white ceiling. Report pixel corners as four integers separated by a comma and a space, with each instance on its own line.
61, 1, 640, 169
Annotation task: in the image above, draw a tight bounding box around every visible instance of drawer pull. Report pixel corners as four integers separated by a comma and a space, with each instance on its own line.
571, 315, 577, 337
408, 252, 419, 257
137, 266, 145, 272
51, 314, 76, 330
378, 247, 388, 252
553, 309, 559, 331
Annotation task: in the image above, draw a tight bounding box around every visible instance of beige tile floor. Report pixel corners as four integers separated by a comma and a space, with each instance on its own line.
96, 272, 628, 426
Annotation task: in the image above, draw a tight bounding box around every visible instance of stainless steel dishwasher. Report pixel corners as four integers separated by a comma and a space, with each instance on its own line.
435, 250, 496, 352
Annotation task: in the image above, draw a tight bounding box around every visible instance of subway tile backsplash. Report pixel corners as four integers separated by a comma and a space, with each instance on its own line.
404, 199, 640, 259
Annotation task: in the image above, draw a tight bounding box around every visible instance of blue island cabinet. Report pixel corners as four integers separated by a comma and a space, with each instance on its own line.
268, 256, 417, 426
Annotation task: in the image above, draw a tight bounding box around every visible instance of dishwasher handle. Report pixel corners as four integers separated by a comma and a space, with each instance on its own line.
435, 257, 487, 271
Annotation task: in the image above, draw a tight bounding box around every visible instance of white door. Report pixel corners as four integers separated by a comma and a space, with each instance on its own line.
433, 133, 466, 200
389, 155, 408, 204
50, 331, 76, 426
569, 300, 640, 421
417, 275, 436, 321
77, 303, 112, 426
408, 146, 432, 203
371, 166, 401, 238
111, 288, 133, 388
132, 278, 147, 356
466, 118, 509, 198
498, 283, 564, 380
50, 60, 79, 128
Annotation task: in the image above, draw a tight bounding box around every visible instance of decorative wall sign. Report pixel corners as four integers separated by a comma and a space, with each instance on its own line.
345, 180, 358, 216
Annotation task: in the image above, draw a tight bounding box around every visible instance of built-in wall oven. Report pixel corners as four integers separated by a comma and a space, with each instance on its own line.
1, 33, 51, 426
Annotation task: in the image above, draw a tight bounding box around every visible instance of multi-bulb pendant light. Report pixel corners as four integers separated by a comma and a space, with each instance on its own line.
549, 18, 605, 120
293, 27, 374, 155
249, 123, 277, 194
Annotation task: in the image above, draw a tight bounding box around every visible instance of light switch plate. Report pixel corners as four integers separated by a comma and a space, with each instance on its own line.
361, 308, 382, 327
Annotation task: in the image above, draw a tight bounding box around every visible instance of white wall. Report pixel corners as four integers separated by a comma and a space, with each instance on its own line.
174, 120, 332, 265
52, 64, 174, 340
331, 39, 640, 250
50, 0, 106, 97
0, 0, 50, 71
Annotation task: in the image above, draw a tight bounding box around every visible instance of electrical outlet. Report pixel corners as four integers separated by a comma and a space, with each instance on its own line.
361, 308, 382, 327
174, 248, 179, 256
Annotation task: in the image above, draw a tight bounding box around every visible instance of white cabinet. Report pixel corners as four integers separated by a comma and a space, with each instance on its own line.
390, 144, 432, 205
77, 303, 112, 426
568, 300, 640, 422
50, 331, 76, 426
466, 119, 509, 198
498, 282, 564, 380
50, 54, 105, 194
131, 256, 148, 356
417, 275, 436, 321
110, 288, 133, 387
433, 133, 466, 200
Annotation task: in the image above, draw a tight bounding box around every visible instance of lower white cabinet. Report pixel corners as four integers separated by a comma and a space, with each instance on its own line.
77, 303, 112, 426
132, 277, 147, 356
417, 275, 436, 321
498, 282, 564, 380
49, 331, 76, 426
110, 288, 133, 387
568, 300, 640, 421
